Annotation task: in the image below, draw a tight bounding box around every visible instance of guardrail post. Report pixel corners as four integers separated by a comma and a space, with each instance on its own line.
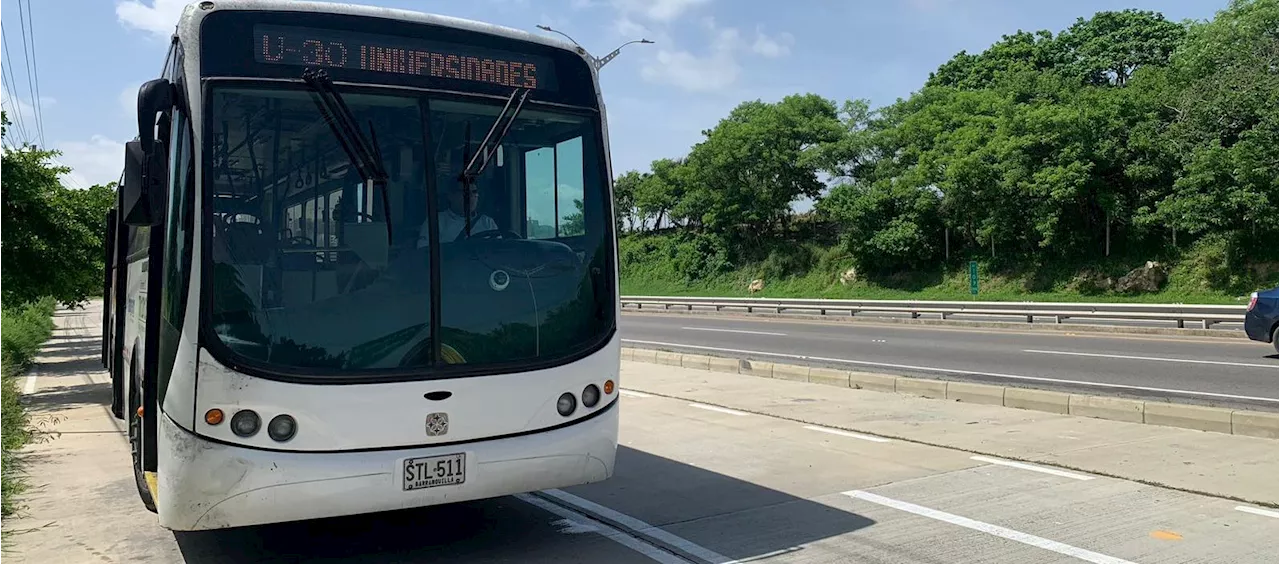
1176, 319, 1184, 329
819, 309, 826, 315
1202, 319, 1213, 330
747, 306, 753, 313
1054, 315, 1063, 324
1026, 314, 1033, 323
911, 311, 920, 319
687, 304, 693, 311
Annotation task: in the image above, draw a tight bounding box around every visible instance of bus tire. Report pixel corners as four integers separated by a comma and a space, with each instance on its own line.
129, 358, 157, 513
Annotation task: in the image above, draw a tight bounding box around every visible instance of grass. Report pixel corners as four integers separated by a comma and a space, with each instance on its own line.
619, 237, 1274, 305
1, 297, 56, 520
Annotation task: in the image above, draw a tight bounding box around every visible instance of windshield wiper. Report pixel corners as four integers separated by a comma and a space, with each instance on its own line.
457, 87, 531, 238
302, 68, 393, 245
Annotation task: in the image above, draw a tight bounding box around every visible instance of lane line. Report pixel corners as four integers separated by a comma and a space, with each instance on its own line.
1022, 349, 1275, 369
621, 340, 1280, 403
803, 425, 891, 443
1234, 506, 1280, 519
843, 490, 1136, 564
969, 455, 1094, 481
620, 390, 654, 398
540, 489, 732, 564
688, 403, 749, 416
680, 326, 787, 337
22, 371, 37, 394
515, 493, 689, 564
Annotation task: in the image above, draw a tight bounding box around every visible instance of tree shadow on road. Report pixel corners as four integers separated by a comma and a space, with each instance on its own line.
171, 446, 875, 563
24, 382, 113, 414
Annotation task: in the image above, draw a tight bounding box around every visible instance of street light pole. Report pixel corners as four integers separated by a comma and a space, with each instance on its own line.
535, 25, 653, 71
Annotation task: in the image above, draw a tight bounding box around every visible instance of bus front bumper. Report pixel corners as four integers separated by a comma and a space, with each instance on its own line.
155, 401, 618, 531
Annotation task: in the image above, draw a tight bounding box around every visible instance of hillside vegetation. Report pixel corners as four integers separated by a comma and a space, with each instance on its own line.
615, 0, 1278, 303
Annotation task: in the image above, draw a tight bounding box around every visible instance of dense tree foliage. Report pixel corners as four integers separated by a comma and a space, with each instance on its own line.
615, 0, 1277, 295
1, 112, 117, 307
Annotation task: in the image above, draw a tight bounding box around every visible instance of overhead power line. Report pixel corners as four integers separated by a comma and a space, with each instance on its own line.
23, 0, 44, 146
17, 0, 44, 146
1, 25, 33, 146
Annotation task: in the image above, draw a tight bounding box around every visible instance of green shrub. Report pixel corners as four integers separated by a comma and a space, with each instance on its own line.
1, 296, 57, 518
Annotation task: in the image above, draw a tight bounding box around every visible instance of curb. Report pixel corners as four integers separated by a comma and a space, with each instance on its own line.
621, 346, 1279, 440
622, 309, 1248, 340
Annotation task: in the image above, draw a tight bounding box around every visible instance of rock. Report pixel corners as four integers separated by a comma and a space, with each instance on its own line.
748, 279, 764, 293
839, 267, 858, 285
1116, 262, 1167, 293
1068, 271, 1115, 293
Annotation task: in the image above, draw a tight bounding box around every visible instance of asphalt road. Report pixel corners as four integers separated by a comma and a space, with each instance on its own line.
6, 303, 1277, 563
620, 312, 1280, 411
10, 303, 1280, 562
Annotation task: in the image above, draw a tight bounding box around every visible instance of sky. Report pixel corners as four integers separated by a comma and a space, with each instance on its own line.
0, 0, 1226, 191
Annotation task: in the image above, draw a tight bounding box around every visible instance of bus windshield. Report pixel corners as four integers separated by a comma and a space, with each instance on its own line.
205, 84, 614, 376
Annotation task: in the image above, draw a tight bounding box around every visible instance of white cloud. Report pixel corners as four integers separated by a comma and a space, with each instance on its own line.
641, 48, 738, 92
116, 0, 187, 38
751, 27, 793, 58
611, 0, 711, 22
57, 135, 127, 189
639, 18, 792, 92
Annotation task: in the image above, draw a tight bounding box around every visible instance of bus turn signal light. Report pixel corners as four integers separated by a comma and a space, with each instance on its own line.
205, 408, 224, 425
603, 380, 614, 395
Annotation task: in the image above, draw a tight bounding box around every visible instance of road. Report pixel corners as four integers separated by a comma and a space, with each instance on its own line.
5, 304, 1277, 563
620, 312, 1280, 411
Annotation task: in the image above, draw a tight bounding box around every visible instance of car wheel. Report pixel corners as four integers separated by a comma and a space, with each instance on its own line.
1272, 326, 1278, 353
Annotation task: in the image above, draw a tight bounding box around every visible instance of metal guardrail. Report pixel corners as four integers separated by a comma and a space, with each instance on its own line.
620, 295, 1246, 329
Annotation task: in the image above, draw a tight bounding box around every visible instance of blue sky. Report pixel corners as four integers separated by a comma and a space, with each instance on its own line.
1, 0, 1224, 190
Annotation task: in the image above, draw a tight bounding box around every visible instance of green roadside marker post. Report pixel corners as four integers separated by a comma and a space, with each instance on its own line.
968, 261, 979, 297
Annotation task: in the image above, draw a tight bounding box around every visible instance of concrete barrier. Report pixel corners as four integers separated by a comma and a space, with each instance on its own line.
771, 363, 810, 382
946, 381, 1005, 406
621, 346, 1276, 439
896, 377, 947, 399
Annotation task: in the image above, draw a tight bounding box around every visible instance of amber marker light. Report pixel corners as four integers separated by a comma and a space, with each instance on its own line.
603, 380, 615, 395
205, 408, 225, 425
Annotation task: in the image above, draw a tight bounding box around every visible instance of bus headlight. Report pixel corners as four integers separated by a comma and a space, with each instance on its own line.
557, 393, 577, 416
231, 410, 261, 437
581, 384, 601, 408
268, 414, 297, 442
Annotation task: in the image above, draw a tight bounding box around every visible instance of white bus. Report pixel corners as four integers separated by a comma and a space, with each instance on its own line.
102, 0, 621, 531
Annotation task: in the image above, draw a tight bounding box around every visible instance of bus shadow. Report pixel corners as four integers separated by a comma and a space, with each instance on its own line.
171, 446, 875, 563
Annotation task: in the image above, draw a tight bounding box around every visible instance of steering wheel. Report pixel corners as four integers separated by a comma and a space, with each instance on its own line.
467, 228, 525, 241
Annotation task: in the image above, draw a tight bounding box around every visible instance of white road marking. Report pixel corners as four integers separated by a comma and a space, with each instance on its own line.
540, 489, 733, 563
681, 326, 787, 336
1234, 506, 1280, 518
969, 455, 1094, 481
620, 389, 654, 398
23, 372, 38, 394
803, 425, 891, 443
515, 493, 687, 564
1023, 349, 1276, 369
689, 403, 749, 416
621, 340, 1280, 403
843, 490, 1136, 564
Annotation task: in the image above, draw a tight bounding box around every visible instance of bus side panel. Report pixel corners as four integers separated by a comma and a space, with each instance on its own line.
121, 227, 152, 402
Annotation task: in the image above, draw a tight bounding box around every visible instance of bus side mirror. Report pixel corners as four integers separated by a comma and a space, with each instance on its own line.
120, 140, 156, 226
137, 79, 173, 155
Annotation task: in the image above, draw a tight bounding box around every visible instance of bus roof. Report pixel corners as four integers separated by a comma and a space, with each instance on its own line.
172, 0, 586, 59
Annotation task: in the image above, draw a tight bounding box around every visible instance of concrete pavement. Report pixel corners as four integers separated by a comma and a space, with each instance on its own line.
3, 304, 1277, 563
621, 312, 1280, 410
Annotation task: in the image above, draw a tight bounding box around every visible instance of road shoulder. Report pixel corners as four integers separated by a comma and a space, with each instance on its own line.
619, 359, 1280, 507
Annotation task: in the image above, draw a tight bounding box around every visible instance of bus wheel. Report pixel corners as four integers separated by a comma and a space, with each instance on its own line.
129, 361, 157, 513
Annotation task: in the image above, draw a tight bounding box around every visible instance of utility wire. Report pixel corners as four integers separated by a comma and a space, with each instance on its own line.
23, 0, 44, 146
1, 25, 33, 145
17, 0, 44, 146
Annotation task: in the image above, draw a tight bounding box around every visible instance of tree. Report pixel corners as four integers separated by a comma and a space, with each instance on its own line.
683, 94, 843, 243
1, 112, 118, 307
1058, 9, 1186, 86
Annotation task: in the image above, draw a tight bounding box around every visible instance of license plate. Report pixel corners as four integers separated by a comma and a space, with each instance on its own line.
402, 453, 466, 491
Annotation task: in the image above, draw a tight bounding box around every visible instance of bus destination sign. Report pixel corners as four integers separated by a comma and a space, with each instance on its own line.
254, 25, 558, 91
